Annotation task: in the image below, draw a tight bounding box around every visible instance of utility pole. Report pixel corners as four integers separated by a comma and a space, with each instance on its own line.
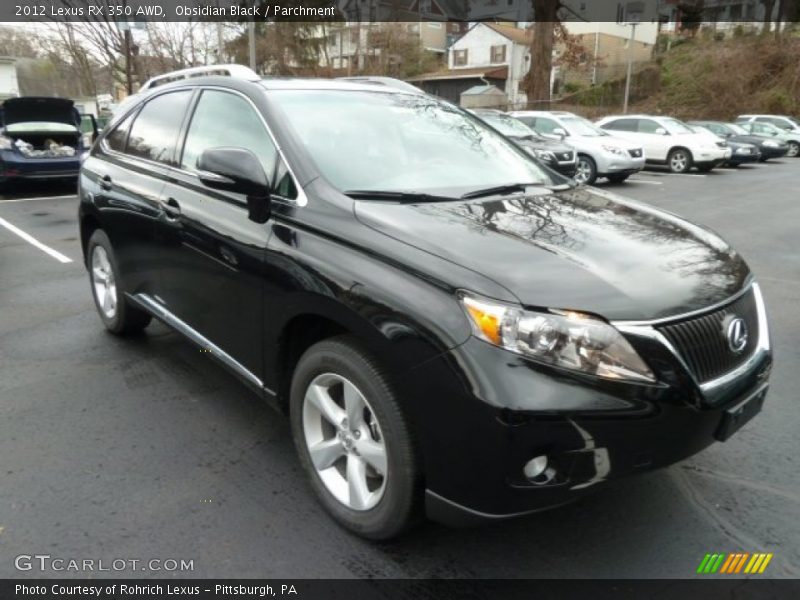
123, 0, 133, 95
248, 20, 256, 71
622, 21, 638, 114
216, 0, 224, 63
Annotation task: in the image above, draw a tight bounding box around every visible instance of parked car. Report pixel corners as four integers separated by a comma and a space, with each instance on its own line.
80, 74, 772, 539
688, 120, 787, 162
735, 120, 800, 158
0, 97, 97, 187
736, 114, 800, 136
596, 114, 730, 173
469, 109, 577, 177
509, 110, 645, 185
686, 123, 760, 166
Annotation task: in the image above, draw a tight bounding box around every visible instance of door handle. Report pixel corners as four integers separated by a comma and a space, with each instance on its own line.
163, 197, 181, 219
100, 175, 112, 191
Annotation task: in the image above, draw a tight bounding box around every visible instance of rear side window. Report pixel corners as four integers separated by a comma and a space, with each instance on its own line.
181, 90, 278, 180
601, 118, 636, 132
127, 91, 192, 164
105, 113, 135, 153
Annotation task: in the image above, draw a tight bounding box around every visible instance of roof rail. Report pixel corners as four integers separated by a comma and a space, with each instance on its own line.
335, 76, 423, 94
140, 64, 260, 92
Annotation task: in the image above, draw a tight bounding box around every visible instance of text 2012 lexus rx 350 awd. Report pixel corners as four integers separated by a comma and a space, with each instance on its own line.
78, 76, 772, 539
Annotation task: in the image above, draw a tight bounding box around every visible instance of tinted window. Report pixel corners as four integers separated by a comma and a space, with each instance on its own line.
181, 90, 278, 179
274, 159, 298, 200
638, 119, 662, 133
127, 91, 192, 164
602, 118, 636, 132
106, 112, 135, 152
514, 115, 536, 128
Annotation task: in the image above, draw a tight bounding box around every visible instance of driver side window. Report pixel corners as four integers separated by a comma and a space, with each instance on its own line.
181, 90, 278, 181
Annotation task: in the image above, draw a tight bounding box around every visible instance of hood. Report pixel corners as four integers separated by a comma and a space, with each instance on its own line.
730, 134, 775, 146
354, 187, 750, 321
511, 136, 572, 153
1, 97, 80, 128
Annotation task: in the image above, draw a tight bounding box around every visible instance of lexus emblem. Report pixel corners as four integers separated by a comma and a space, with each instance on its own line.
726, 317, 748, 353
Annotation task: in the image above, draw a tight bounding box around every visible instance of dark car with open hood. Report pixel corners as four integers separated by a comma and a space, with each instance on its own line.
0, 97, 97, 187
78, 74, 772, 539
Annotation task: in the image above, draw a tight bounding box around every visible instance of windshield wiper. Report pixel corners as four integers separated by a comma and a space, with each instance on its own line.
460, 182, 544, 200
344, 190, 458, 203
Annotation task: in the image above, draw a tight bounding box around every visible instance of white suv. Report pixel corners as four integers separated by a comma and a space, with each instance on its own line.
596, 115, 730, 173
509, 110, 645, 185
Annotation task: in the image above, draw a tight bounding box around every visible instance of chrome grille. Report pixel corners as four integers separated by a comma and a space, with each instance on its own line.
656, 288, 759, 383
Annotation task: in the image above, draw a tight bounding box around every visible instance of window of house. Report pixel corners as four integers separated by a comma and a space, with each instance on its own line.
490, 45, 506, 64
454, 49, 468, 66
126, 91, 192, 165
180, 90, 278, 181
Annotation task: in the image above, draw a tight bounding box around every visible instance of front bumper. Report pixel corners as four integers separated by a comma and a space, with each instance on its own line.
595, 152, 645, 176
407, 286, 772, 523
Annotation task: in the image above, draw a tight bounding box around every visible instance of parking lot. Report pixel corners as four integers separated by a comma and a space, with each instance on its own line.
1, 161, 798, 579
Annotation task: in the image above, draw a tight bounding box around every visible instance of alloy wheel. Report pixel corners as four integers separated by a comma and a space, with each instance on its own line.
91, 245, 117, 319
574, 158, 593, 184
787, 142, 799, 157
670, 151, 689, 173
302, 373, 387, 511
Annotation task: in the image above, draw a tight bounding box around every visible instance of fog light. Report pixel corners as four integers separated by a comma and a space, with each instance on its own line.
523, 455, 548, 480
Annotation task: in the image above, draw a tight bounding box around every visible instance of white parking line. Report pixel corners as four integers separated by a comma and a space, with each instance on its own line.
0, 194, 76, 204
0, 216, 73, 263
628, 179, 663, 185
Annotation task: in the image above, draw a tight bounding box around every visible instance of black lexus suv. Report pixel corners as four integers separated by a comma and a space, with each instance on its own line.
79, 75, 772, 539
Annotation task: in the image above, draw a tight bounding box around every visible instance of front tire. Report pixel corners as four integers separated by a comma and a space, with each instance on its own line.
667, 148, 693, 173
574, 155, 597, 185
290, 336, 420, 540
87, 229, 151, 335
787, 141, 799, 157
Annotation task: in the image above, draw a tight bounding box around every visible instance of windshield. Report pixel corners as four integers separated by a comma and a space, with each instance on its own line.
561, 116, 607, 137
727, 123, 748, 135
480, 113, 537, 138
661, 118, 694, 135
268, 90, 555, 195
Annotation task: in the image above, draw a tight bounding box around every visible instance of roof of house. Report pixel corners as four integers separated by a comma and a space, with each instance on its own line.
462, 84, 505, 96
484, 23, 533, 45
406, 65, 509, 82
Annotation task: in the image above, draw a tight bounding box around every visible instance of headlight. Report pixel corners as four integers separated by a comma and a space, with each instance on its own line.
0, 135, 13, 150
532, 149, 555, 161
460, 293, 656, 383
602, 145, 625, 156
763, 140, 780, 147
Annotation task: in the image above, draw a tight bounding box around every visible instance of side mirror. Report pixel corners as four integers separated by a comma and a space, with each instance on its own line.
655, 127, 668, 135
553, 127, 567, 138
198, 147, 271, 223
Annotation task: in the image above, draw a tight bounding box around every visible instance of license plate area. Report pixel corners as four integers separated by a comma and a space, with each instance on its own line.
715, 385, 768, 442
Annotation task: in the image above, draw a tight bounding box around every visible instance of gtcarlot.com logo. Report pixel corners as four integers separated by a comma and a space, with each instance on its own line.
697, 552, 773, 575
14, 554, 194, 573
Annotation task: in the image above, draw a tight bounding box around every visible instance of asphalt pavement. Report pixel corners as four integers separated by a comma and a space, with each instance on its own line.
1, 163, 798, 579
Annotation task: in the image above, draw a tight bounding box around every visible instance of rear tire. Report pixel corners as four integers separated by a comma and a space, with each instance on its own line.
667, 148, 693, 173
574, 155, 597, 185
290, 335, 420, 540
86, 229, 151, 335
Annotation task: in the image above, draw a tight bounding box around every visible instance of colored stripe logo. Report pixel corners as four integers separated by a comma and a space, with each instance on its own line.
697, 552, 773, 574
